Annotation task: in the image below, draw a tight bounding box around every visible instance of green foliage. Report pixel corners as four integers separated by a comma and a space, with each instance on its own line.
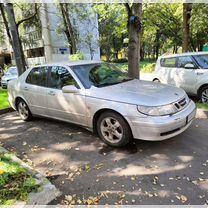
69, 52, 85, 61
116, 60, 155, 73
0, 153, 39, 205
93, 4, 128, 61
143, 4, 183, 58
196, 103, 208, 111
0, 89, 10, 110
190, 4, 208, 51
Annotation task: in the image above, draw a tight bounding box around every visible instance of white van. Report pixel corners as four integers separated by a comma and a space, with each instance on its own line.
153, 52, 208, 104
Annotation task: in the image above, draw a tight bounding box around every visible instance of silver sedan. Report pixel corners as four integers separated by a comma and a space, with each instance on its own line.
8, 61, 196, 147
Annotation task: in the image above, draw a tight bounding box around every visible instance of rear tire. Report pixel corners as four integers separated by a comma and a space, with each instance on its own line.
199, 86, 208, 104
17, 99, 32, 121
97, 111, 132, 147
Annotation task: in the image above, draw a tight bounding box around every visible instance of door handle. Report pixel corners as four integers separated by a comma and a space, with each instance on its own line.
197, 72, 204, 75
48, 91, 56, 96
24, 87, 29, 91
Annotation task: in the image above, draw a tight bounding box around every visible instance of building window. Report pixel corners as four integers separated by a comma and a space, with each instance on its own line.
27, 47, 44, 58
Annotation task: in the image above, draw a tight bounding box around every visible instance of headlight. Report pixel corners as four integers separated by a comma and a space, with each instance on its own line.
137, 104, 178, 116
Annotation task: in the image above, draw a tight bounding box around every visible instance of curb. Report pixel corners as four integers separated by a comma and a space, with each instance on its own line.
0, 107, 14, 115
0, 146, 61, 205
196, 109, 208, 119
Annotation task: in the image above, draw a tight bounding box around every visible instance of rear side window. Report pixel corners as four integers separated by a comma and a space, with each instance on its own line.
161, 57, 177, 67
26, 67, 47, 87
177, 56, 195, 68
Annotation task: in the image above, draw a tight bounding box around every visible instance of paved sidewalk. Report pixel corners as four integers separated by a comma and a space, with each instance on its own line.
0, 112, 208, 205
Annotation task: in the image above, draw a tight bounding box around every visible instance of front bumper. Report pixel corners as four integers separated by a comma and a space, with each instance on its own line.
127, 100, 196, 141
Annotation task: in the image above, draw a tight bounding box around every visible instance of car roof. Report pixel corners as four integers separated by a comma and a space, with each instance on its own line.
35, 60, 103, 68
159, 51, 208, 59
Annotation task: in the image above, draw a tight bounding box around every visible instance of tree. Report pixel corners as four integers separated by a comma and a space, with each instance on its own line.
93, 4, 127, 61
190, 3, 208, 51
143, 4, 182, 58
4, 3, 26, 75
0, 4, 12, 46
1, 3, 39, 75
182, 3, 192, 52
124, 3, 142, 79
59, 3, 77, 54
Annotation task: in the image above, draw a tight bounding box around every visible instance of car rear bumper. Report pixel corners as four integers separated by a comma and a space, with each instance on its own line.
127, 100, 196, 141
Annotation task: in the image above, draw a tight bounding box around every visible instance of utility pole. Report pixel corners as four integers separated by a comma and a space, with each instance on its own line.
5, 3, 26, 76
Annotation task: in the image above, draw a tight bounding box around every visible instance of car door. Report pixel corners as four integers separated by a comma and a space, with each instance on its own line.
175, 56, 198, 94
22, 66, 48, 116
46, 65, 87, 126
159, 57, 177, 86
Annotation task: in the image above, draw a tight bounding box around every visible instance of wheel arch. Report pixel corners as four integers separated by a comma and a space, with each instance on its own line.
92, 108, 133, 136
15, 96, 28, 109
153, 78, 160, 82
197, 84, 208, 97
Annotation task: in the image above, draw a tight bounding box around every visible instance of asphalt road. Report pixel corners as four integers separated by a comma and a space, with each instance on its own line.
0, 112, 207, 205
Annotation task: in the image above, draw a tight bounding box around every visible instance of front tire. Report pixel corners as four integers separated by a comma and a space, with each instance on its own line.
200, 86, 208, 104
97, 111, 132, 147
17, 99, 32, 121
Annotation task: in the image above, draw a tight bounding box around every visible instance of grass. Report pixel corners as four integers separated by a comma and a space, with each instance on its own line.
0, 89, 10, 110
196, 103, 208, 111
0, 153, 39, 205
116, 59, 156, 73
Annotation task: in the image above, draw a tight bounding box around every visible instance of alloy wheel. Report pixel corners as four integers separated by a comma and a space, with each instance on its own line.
18, 101, 29, 120
201, 89, 208, 104
100, 117, 123, 144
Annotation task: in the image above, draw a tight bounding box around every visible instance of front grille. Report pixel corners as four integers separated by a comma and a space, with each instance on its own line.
160, 128, 181, 136
174, 97, 188, 111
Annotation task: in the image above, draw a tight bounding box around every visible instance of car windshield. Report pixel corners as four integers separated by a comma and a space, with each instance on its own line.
193, 54, 208, 69
71, 63, 132, 89
6, 67, 17, 75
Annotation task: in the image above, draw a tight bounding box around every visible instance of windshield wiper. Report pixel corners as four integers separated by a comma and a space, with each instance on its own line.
96, 78, 133, 88
96, 82, 121, 87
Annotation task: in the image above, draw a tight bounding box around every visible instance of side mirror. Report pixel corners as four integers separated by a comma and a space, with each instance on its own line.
62, 85, 79, 94
184, 63, 196, 69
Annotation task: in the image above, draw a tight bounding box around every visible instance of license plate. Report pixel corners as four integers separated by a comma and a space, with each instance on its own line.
186, 109, 196, 124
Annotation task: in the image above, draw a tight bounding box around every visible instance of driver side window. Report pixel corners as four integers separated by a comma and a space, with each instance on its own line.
49, 66, 79, 89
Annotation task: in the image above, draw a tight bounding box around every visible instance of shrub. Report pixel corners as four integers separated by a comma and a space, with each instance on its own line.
141, 63, 155, 73
69, 52, 85, 61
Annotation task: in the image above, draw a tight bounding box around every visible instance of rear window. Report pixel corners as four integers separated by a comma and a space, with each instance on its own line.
26, 67, 47, 87
161, 57, 177, 67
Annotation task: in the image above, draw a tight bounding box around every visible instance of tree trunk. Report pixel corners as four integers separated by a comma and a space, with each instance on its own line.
155, 30, 160, 60
0, 4, 12, 46
140, 28, 144, 61
60, 3, 76, 54
182, 3, 192, 53
125, 3, 142, 79
5, 3, 26, 76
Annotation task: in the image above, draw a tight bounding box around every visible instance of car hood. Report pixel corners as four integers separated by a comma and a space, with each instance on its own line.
1, 75, 18, 81
87, 79, 186, 106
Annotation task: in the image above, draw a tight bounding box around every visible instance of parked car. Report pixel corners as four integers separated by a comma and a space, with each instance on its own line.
1, 66, 18, 89
8, 61, 196, 147
153, 52, 208, 104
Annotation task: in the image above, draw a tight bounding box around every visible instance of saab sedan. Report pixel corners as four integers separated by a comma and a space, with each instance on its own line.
8, 61, 196, 147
